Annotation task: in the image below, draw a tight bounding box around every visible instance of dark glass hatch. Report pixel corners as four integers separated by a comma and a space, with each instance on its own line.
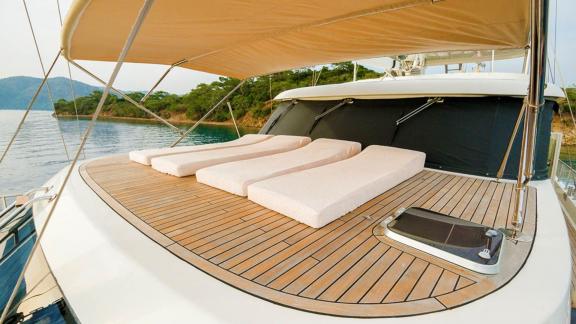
385, 207, 504, 273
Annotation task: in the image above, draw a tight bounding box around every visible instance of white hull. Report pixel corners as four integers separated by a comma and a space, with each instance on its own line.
32, 160, 571, 323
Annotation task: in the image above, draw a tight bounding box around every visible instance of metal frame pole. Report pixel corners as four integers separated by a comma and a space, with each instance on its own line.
68, 60, 183, 135
524, 0, 548, 181
227, 101, 241, 138
170, 79, 246, 147
509, 0, 548, 239
0, 1, 155, 321
140, 59, 187, 103
0, 50, 61, 165
496, 101, 527, 180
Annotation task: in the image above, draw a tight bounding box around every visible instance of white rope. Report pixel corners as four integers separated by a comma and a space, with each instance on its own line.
0, 1, 155, 321
0, 51, 61, 166
553, 58, 576, 185
171, 79, 246, 147
226, 101, 241, 138
68, 60, 183, 135
22, 0, 70, 161
55, 0, 85, 159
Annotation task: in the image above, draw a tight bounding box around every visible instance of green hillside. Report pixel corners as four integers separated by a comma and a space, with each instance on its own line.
54, 62, 381, 127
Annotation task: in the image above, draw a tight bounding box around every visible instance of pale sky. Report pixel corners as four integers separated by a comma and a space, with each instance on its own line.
1, 0, 574, 94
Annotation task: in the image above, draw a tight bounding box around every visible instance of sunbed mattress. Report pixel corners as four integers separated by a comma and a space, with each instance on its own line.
248, 145, 425, 228
151, 135, 310, 177
129, 134, 272, 165
196, 138, 361, 196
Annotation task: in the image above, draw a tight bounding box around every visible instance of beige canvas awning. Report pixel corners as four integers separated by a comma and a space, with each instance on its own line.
61, 0, 530, 79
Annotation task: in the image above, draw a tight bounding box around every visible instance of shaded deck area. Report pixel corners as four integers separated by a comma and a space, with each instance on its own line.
79, 155, 536, 318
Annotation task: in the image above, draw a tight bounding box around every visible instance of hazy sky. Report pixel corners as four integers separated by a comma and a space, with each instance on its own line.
1, 0, 574, 94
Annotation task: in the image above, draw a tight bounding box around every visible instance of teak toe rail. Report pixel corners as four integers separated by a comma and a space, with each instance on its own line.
80, 156, 536, 318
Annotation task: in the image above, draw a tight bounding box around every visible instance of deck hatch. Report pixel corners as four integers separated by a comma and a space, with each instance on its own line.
383, 207, 504, 274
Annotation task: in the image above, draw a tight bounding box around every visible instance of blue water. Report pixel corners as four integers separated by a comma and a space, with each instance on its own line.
0, 110, 255, 193
0, 109, 256, 322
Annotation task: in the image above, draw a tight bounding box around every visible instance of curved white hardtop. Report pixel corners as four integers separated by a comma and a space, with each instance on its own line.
274, 73, 565, 101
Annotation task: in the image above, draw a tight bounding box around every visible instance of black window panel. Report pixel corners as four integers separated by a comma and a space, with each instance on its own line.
262, 97, 554, 180
310, 100, 404, 147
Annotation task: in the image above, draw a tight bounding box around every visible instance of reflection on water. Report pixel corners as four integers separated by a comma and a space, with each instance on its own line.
0, 110, 255, 194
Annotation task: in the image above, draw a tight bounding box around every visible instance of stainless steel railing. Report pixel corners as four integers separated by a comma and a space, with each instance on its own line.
556, 160, 576, 199
0, 193, 18, 210
0, 187, 51, 220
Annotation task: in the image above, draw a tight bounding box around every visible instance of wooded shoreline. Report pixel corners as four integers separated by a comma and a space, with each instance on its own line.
54, 113, 261, 129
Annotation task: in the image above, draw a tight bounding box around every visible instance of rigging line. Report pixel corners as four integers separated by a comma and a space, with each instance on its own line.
496, 99, 527, 180
55, 0, 85, 159
0, 1, 155, 322
22, 0, 70, 161
0, 50, 61, 166
4, 272, 52, 316
553, 58, 576, 185
227, 102, 241, 138
140, 59, 188, 104
170, 79, 246, 147
68, 60, 183, 135
553, 0, 558, 82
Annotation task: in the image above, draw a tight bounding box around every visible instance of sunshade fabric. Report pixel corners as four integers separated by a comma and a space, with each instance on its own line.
62, 0, 530, 78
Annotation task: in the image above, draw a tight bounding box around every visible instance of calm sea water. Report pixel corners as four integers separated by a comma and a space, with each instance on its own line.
0, 110, 255, 318
0, 110, 255, 194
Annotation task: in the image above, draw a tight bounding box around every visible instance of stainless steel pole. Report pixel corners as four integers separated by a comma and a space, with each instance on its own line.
0, 1, 155, 321
496, 101, 527, 180
227, 101, 241, 138
140, 59, 187, 103
68, 60, 183, 135
170, 80, 246, 147
524, 0, 549, 181
510, 0, 548, 238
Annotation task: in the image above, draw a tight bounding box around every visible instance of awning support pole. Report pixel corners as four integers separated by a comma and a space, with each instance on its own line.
170, 80, 246, 147
68, 60, 183, 135
496, 100, 527, 180
227, 101, 241, 138
395, 97, 443, 126
506, 0, 548, 241
140, 59, 187, 103
0, 1, 154, 322
0, 49, 61, 166
308, 98, 353, 135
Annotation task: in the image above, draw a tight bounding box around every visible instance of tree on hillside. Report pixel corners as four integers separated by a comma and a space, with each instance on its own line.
54, 62, 381, 124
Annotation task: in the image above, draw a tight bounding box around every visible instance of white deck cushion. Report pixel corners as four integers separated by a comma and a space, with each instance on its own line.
248, 145, 425, 228
196, 138, 361, 196
129, 134, 272, 165
151, 135, 311, 177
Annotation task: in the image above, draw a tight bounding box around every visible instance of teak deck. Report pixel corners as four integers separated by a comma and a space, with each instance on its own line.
80, 155, 537, 318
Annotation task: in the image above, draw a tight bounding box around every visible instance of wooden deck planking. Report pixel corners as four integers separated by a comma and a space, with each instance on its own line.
79, 155, 537, 318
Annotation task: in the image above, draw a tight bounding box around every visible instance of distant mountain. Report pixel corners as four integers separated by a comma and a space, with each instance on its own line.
0, 76, 101, 110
